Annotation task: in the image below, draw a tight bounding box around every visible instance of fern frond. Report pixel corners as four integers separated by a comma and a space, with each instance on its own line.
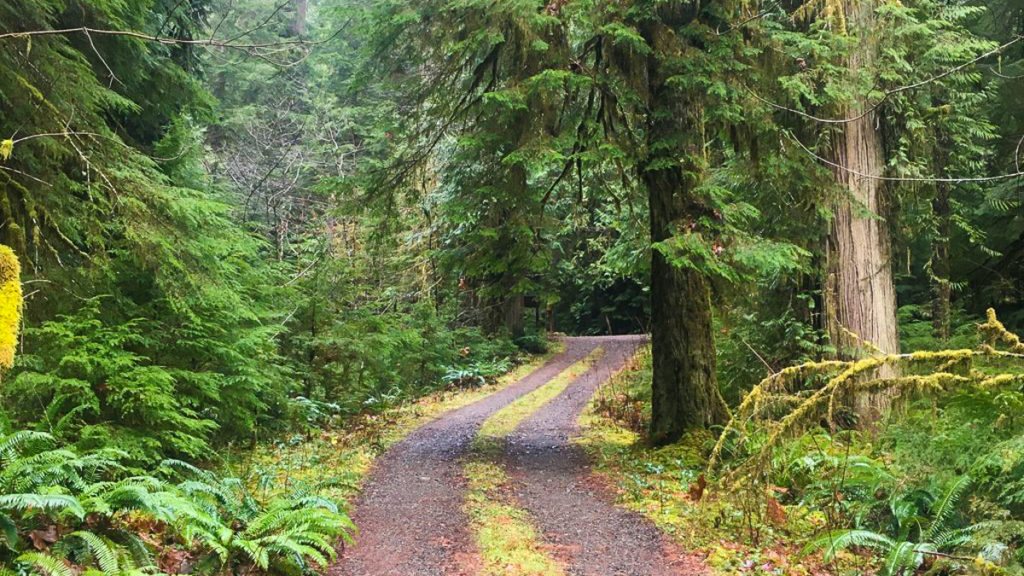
883, 541, 923, 576
0, 431, 54, 460
108, 530, 154, 568
233, 537, 270, 570
157, 459, 214, 482
0, 513, 18, 548
68, 531, 120, 574
803, 529, 896, 561
932, 525, 978, 548
0, 493, 85, 519
260, 534, 329, 567
178, 480, 233, 508
292, 496, 340, 513
17, 552, 76, 576
926, 475, 971, 539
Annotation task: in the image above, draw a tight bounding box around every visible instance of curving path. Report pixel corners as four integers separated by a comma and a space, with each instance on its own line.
503, 335, 702, 576
329, 335, 704, 576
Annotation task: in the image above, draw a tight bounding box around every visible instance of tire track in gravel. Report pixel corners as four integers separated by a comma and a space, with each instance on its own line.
503, 335, 706, 576
330, 337, 607, 576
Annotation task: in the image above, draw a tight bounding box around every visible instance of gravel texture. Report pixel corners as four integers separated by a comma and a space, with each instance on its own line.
503, 335, 706, 576
331, 335, 706, 576
331, 338, 599, 576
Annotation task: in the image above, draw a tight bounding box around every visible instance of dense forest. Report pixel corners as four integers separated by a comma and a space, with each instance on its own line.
1, 0, 1024, 574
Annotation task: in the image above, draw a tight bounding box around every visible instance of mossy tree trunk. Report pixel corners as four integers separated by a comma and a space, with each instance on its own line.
646, 169, 729, 443
642, 13, 729, 444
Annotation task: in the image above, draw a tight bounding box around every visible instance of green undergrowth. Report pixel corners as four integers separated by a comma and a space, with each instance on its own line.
580, 334, 1024, 576
578, 346, 874, 576
226, 341, 566, 507
474, 347, 604, 455
463, 461, 566, 576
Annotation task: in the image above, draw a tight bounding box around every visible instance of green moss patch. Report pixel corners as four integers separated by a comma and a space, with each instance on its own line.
463, 461, 567, 576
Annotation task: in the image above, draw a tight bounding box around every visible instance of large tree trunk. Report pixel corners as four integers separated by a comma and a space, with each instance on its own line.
824, 0, 900, 421
642, 15, 729, 443
503, 293, 525, 338
647, 170, 729, 444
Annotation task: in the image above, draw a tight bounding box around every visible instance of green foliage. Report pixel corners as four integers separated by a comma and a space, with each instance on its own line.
5, 0, 1024, 573
803, 477, 978, 576
442, 357, 513, 389
0, 430, 353, 576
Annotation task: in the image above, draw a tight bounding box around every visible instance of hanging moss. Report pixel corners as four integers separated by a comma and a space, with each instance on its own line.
978, 307, 1024, 353
794, 0, 848, 34
0, 244, 21, 370
708, 312, 1024, 480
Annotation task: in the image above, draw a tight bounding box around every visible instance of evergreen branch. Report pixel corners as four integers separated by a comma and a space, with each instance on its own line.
0, 26, 327, 50
749, 34, 1024, 125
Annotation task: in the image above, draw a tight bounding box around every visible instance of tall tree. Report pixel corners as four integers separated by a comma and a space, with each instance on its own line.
822, 0, 900, 372
633, 4, 733, 440
357, 0, 802, 442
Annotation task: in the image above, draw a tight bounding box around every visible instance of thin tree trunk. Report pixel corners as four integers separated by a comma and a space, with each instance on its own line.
824, 0, 900, 422
291, 0, 307, 36
932, 144, 952, 341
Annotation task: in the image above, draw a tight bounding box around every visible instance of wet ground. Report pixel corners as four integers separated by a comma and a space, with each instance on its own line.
330, 336, 705, 576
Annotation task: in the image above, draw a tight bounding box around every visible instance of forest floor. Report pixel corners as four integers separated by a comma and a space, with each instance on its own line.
329, 335, 707, 576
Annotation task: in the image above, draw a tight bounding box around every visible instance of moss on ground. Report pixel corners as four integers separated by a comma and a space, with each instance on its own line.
575, 345, 872, 576
475, 347, 604, 454
459, 345, 606, 575
463, 461, 566, 576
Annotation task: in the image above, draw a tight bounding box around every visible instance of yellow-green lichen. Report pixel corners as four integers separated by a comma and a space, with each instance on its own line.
0, 245, 22, 370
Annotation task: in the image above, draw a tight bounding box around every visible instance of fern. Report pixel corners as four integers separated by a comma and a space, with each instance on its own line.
0, 431, 54, 461
884, 541, 927, 576
0, 493, 85, 519
926, 475, 972, 541
804, 529, 896, 561
68, 532, 121, 574
17, 553, 76, 576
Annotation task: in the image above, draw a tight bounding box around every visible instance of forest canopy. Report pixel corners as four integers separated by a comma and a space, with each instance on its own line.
1, 0, 1024, 574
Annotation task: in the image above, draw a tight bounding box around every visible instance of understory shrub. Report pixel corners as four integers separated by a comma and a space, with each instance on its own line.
0, 430, 354, 576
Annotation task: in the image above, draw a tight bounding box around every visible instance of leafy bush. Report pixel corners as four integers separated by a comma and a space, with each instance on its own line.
513, 333, 549, 355
288, 397, 342, 432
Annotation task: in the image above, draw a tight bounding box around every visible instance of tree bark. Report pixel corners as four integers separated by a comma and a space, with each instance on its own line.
824, 0, 900, 421
642, 15, 729, 444
503, 293, 525, 338
646, 169, 729, 444
932, 142, 952, 342
291, 0, 307, 36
